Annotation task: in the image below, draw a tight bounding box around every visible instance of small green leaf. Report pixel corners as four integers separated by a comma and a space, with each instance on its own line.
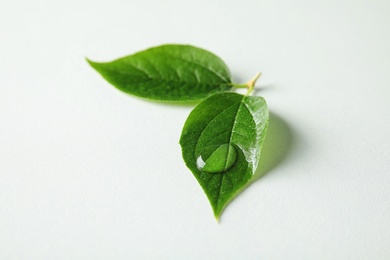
87, 44, 232, 101
180, 92, 269, 219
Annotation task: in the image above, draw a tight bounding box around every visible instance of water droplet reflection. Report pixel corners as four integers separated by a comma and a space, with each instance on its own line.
196, 144, 237, 173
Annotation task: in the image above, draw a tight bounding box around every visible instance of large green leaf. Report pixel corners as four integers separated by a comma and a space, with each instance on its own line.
87, 44, 232, 101
180, 92, 269, 219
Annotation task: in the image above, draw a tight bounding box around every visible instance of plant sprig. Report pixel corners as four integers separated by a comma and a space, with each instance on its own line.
87, 44, 269, 220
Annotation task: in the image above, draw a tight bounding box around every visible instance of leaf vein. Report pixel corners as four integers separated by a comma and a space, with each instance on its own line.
167, 55, 230, 82
212, 96, 245, 210
195, 102, 240, 153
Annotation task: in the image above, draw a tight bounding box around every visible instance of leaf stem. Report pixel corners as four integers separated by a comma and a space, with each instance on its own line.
232, 72, 262, 96
232, 83, 248, 89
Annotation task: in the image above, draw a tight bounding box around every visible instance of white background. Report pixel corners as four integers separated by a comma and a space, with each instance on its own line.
1, 0, 390, 259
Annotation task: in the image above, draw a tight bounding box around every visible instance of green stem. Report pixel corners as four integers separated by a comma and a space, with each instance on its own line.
232, 83, 248, 89
232, 72, 262, 96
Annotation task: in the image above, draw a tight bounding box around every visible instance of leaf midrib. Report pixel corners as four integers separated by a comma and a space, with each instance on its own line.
215, 96, 246, 212
101, 65, 231, 88
165, 54, 231, 83
120, 50, 230, 83
194, 101, 240, 153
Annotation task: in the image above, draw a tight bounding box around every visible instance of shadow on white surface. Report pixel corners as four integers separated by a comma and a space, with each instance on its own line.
253, 112, 295, 181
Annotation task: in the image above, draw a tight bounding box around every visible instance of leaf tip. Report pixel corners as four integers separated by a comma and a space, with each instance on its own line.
85, 58, 104, 74
85, 57, 96, 67
214, 213, 221, 223
213, 205, 225, 222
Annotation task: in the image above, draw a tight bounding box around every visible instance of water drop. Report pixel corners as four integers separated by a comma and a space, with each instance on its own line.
196, 144, 237, 173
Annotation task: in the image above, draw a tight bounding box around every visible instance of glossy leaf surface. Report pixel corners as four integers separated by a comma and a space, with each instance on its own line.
180, 92, 269, 219
87, 44, 232, 101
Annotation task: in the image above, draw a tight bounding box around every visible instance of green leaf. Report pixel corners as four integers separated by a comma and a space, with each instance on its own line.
87, 44, 232, 101
180, 92, 269, 219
